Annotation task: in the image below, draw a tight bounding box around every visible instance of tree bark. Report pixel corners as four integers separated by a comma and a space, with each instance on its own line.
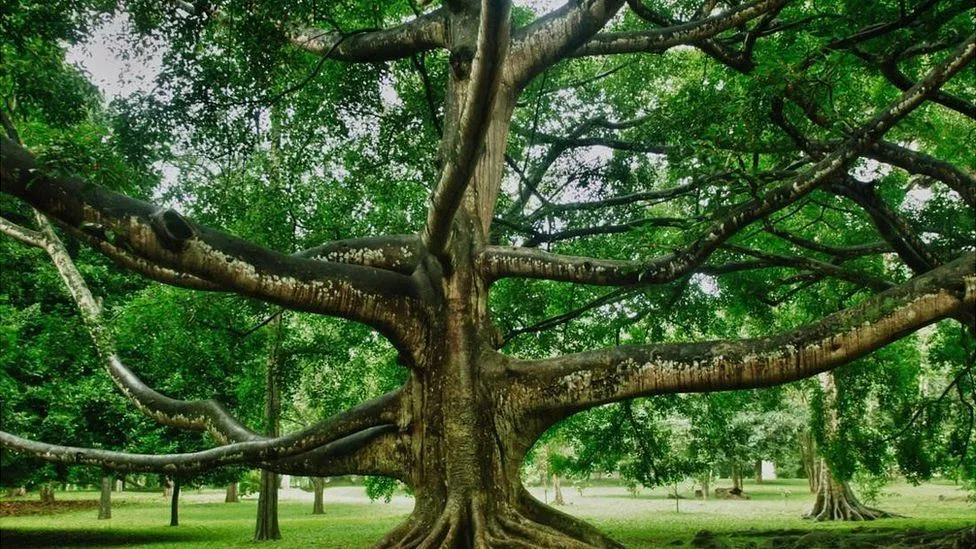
98, 475, 112, 519
731, 464, 742, 492
552, 473, 565, 506
754, 459, 763, 484
225, 483, 239, 503
169, 479, 180, 527
311, 477, 325, 515
38, 484, 54, 504
806, 373, 894, 521
800, 431, 819, 493
255, 315, 283, 541
805, 459, 894, 521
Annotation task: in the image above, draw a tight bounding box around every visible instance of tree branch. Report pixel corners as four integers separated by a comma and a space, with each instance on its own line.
483, 33, 972, 285
0, 390, 402, 474
508, 0, 626, 88
0, 136, 430, 357
572, 0, 786, 58
509, 253, 976, 417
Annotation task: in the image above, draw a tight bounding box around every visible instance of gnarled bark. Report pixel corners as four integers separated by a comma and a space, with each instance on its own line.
805, 460, 894, 521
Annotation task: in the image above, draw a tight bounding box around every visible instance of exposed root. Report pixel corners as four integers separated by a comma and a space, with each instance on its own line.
375, 491, 624, 548
804, 478, 902, 522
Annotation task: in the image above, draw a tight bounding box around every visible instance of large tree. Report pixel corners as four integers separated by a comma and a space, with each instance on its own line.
2, 0, 975, 546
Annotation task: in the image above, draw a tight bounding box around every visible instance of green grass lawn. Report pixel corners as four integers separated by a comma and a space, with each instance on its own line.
1, 478, 973, 547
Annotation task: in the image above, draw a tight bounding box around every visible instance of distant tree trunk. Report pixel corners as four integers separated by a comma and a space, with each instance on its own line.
754, 459, 763, 483
552, 473, 565, 506
673, 481, 680, 513
311, 477, 325, 515
98, 475, 112, 519
169, 479, 180, 527
806, 373, 895, 521
115, 479, 123, 492
731, 464, 742, 492
225, 483, 239, 503
806, 459, 895, 521
255, 314, 282, 541
39, 484, 55, 503
163, 477, 172, 498
700, 474, 710, 500
799, 430, 819, 493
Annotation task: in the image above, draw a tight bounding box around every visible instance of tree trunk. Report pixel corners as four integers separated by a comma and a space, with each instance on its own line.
115, 479, 123, 492
805, 459, 895, 521
731, 463, 742, 492
255, 314, 282, 541
225, 483, 239, 503
98, 475, 112, 519
800, 430, 819, 493
552, 473, 565, 506
700, 474, 710, 500
39, 484, 54, 503
311, 477, 325, 515
169, 479, 180, 527
162, 478, 172, 498
255, 470, 281, 540
806, 373, 895, 521
373, 117, 622, 545
754, 459, 763, 484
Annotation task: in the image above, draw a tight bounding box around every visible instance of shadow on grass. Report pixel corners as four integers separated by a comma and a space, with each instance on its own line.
687, 525, 976, 548
0, 527, 211, 547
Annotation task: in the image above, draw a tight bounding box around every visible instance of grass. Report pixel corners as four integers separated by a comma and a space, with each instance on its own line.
0, 478, 973, 547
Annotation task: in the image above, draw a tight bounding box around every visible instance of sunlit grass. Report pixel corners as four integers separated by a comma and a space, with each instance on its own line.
1, 478, 972, 547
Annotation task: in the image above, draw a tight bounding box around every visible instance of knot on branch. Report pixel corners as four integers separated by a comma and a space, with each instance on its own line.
449, 46, 474, 79
151, 208, 195, 252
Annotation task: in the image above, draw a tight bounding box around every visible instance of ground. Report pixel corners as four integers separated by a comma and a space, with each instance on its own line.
0, 479, 972, 548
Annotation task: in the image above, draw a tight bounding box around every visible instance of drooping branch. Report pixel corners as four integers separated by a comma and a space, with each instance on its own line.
0, 391, 403, 474
483, 34, 975, 286
0, 136, 430, 357
572, 0, 786, 58
422, 0, 511, 259
0, 212, 258, 444
508, 253, 976, 418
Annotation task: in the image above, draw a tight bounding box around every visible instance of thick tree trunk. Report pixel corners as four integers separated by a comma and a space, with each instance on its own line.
805, 459, 895, 521
552, 473, 565, 506
754, 459, 763, 483
169, 479, 180, 527
225, 483, 239, 503
39, 484, 54, 503
311, 477, 325, 515
98, 475, 112, 519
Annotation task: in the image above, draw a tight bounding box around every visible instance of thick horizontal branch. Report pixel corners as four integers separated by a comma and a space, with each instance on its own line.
509, 253, 976, 416
522, 216, 696, 246
174, 1, 448, 62
0, 390, 403, 474
0, 137, 429, 355
864, 141, 976, 208
289, 9, 449, 62
764, 225, 890, 260
260, 426, 408, 481
298, 234, 423, 275
573, 0, 786, 58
